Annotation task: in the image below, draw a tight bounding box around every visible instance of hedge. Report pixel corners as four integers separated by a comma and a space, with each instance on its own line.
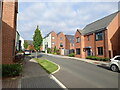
68, 53, 75, 57
86, 56, 110, 61
2, 64, 22, 77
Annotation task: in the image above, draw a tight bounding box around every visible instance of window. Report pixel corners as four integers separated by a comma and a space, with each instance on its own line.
87, 35, 90, 41
76, 37, 80, 43
114, 57, 120, 60
60, 37, 62, 40
95, 32, 103, 41
60, 43, 63, 47
76, 48, 80, 55
52, 37, 55, 39
52, 42, 54, 45
97, 47, 103, 55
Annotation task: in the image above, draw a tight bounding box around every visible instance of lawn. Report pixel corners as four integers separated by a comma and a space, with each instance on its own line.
34, 58, 58, 74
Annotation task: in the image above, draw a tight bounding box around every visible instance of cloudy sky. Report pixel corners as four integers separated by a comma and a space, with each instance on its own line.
17, 1, 119, 40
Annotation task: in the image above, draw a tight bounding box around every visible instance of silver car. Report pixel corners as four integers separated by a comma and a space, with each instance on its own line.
109, 55, 120, 72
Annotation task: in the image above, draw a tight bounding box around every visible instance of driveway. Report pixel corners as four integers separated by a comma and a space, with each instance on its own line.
38, 53, 119, 88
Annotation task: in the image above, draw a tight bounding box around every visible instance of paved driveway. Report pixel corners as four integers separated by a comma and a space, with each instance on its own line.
39, 53, 119, 88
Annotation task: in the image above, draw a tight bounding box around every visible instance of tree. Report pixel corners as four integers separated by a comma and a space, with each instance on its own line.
33, 25, 43, 58
23, 41, 28, 49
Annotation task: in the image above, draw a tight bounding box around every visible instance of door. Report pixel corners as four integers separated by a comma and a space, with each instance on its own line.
87, 48, 91, 56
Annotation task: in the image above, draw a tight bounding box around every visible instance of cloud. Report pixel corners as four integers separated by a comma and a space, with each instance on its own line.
17, 2, 118, 40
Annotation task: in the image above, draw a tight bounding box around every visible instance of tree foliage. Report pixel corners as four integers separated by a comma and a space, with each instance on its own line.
23, 41, 28, 49
33, 25, 43, 51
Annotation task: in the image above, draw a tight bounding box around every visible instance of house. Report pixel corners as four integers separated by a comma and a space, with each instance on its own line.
1, 1, 18, 64
65, 35, 74, 53
15, 31, 24, 51
74, 29, 85, 58
42, 31, 74, 55
74, 11, 120, 58
15, 31, 20, 51
24, 40, 34, 51
19, 36, 24, 50
42, 31, 57, 51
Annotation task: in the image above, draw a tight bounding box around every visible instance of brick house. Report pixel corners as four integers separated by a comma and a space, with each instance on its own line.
74, 11, 120, 58
57, 32, 74, 55
1, 1, 18, 64
24, 40, 34, 51
42, 31, 57, 51
57, 32, 66, 50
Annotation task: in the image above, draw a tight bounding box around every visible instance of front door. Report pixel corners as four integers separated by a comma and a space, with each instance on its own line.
87, 48, 91, 56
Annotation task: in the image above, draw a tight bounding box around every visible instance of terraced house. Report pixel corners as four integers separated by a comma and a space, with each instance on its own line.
43, 31, 74, 55
74, 11, 120, 58
42, 31, 58, 52
1, 0, 18, 64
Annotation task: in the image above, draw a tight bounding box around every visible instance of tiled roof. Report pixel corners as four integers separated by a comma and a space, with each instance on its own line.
65, 35, 74, 44
82, 11, 119, 35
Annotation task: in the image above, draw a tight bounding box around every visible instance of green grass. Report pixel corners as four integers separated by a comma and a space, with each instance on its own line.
34, 58, 58, 74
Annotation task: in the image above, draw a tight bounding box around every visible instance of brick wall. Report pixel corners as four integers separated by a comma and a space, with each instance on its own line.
51, 31, 58, 49
57, 32, 66, 49
2, 1, 17, 64
74, 30, 81, 58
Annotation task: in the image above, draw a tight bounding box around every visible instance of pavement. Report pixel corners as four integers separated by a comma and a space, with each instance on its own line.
39, 53, 119, 88
42, 53, 109, 66
2, 56, 63, 89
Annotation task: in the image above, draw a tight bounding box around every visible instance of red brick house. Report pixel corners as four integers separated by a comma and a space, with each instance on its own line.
51, 31, 58, 49
1, 1, 18, 64
74, 11, 120, 58
57, 32, 66, 50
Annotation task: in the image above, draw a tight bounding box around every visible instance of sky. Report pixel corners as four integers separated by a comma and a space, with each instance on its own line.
17, 1, 119, 40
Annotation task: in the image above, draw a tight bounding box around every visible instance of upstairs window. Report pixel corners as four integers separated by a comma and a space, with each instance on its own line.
60, 43, 63, 47
76, 37, 80, 43
60, 37, 62, 40
87, 35, 90, 41
52, 37, 55, 39
95, 32, 103, 41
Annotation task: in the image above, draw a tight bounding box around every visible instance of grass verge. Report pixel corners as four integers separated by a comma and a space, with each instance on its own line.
34, 58, 58, 74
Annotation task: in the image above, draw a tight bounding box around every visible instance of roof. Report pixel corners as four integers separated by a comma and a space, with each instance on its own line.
65, 35, 74, 44
44, 31, 54, 38
82, 11, 119, 35
57, 32, 62, 35
24, 40, 33, 45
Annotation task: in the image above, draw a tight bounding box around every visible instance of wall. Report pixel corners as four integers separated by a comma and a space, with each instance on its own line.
107, 12, 120, 58
2, 1, 17, 64
51, 31, 57, 49
57, 32, 66, 49
74, 30, 81, 58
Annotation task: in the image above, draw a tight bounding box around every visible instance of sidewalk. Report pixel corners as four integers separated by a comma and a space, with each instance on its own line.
42, 53, 109, 66
2, 56, 63, 89
20, 57, 62, 88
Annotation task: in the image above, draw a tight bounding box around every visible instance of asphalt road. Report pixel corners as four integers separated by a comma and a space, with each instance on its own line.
38, 53, 119, 88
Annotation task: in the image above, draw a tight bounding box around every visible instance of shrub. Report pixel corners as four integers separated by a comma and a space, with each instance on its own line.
68, 53, 75, 57
56, 49, 60, 55
47, 48, 51, 53
2, 64, 22, 77
86, 56, 110, 61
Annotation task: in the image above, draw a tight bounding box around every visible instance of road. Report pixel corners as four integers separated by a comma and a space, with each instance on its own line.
37, 53, 119, 88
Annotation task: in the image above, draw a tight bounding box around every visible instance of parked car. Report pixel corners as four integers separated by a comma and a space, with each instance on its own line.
24, 50, 31, 55
109, 55, 120, 72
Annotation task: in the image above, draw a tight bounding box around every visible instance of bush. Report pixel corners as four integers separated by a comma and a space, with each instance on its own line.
86, 56, 110, 61
2, 64, 22, 77
56, 49, 60, 55
68, 53, 75, 57
47, 48, 51, 53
